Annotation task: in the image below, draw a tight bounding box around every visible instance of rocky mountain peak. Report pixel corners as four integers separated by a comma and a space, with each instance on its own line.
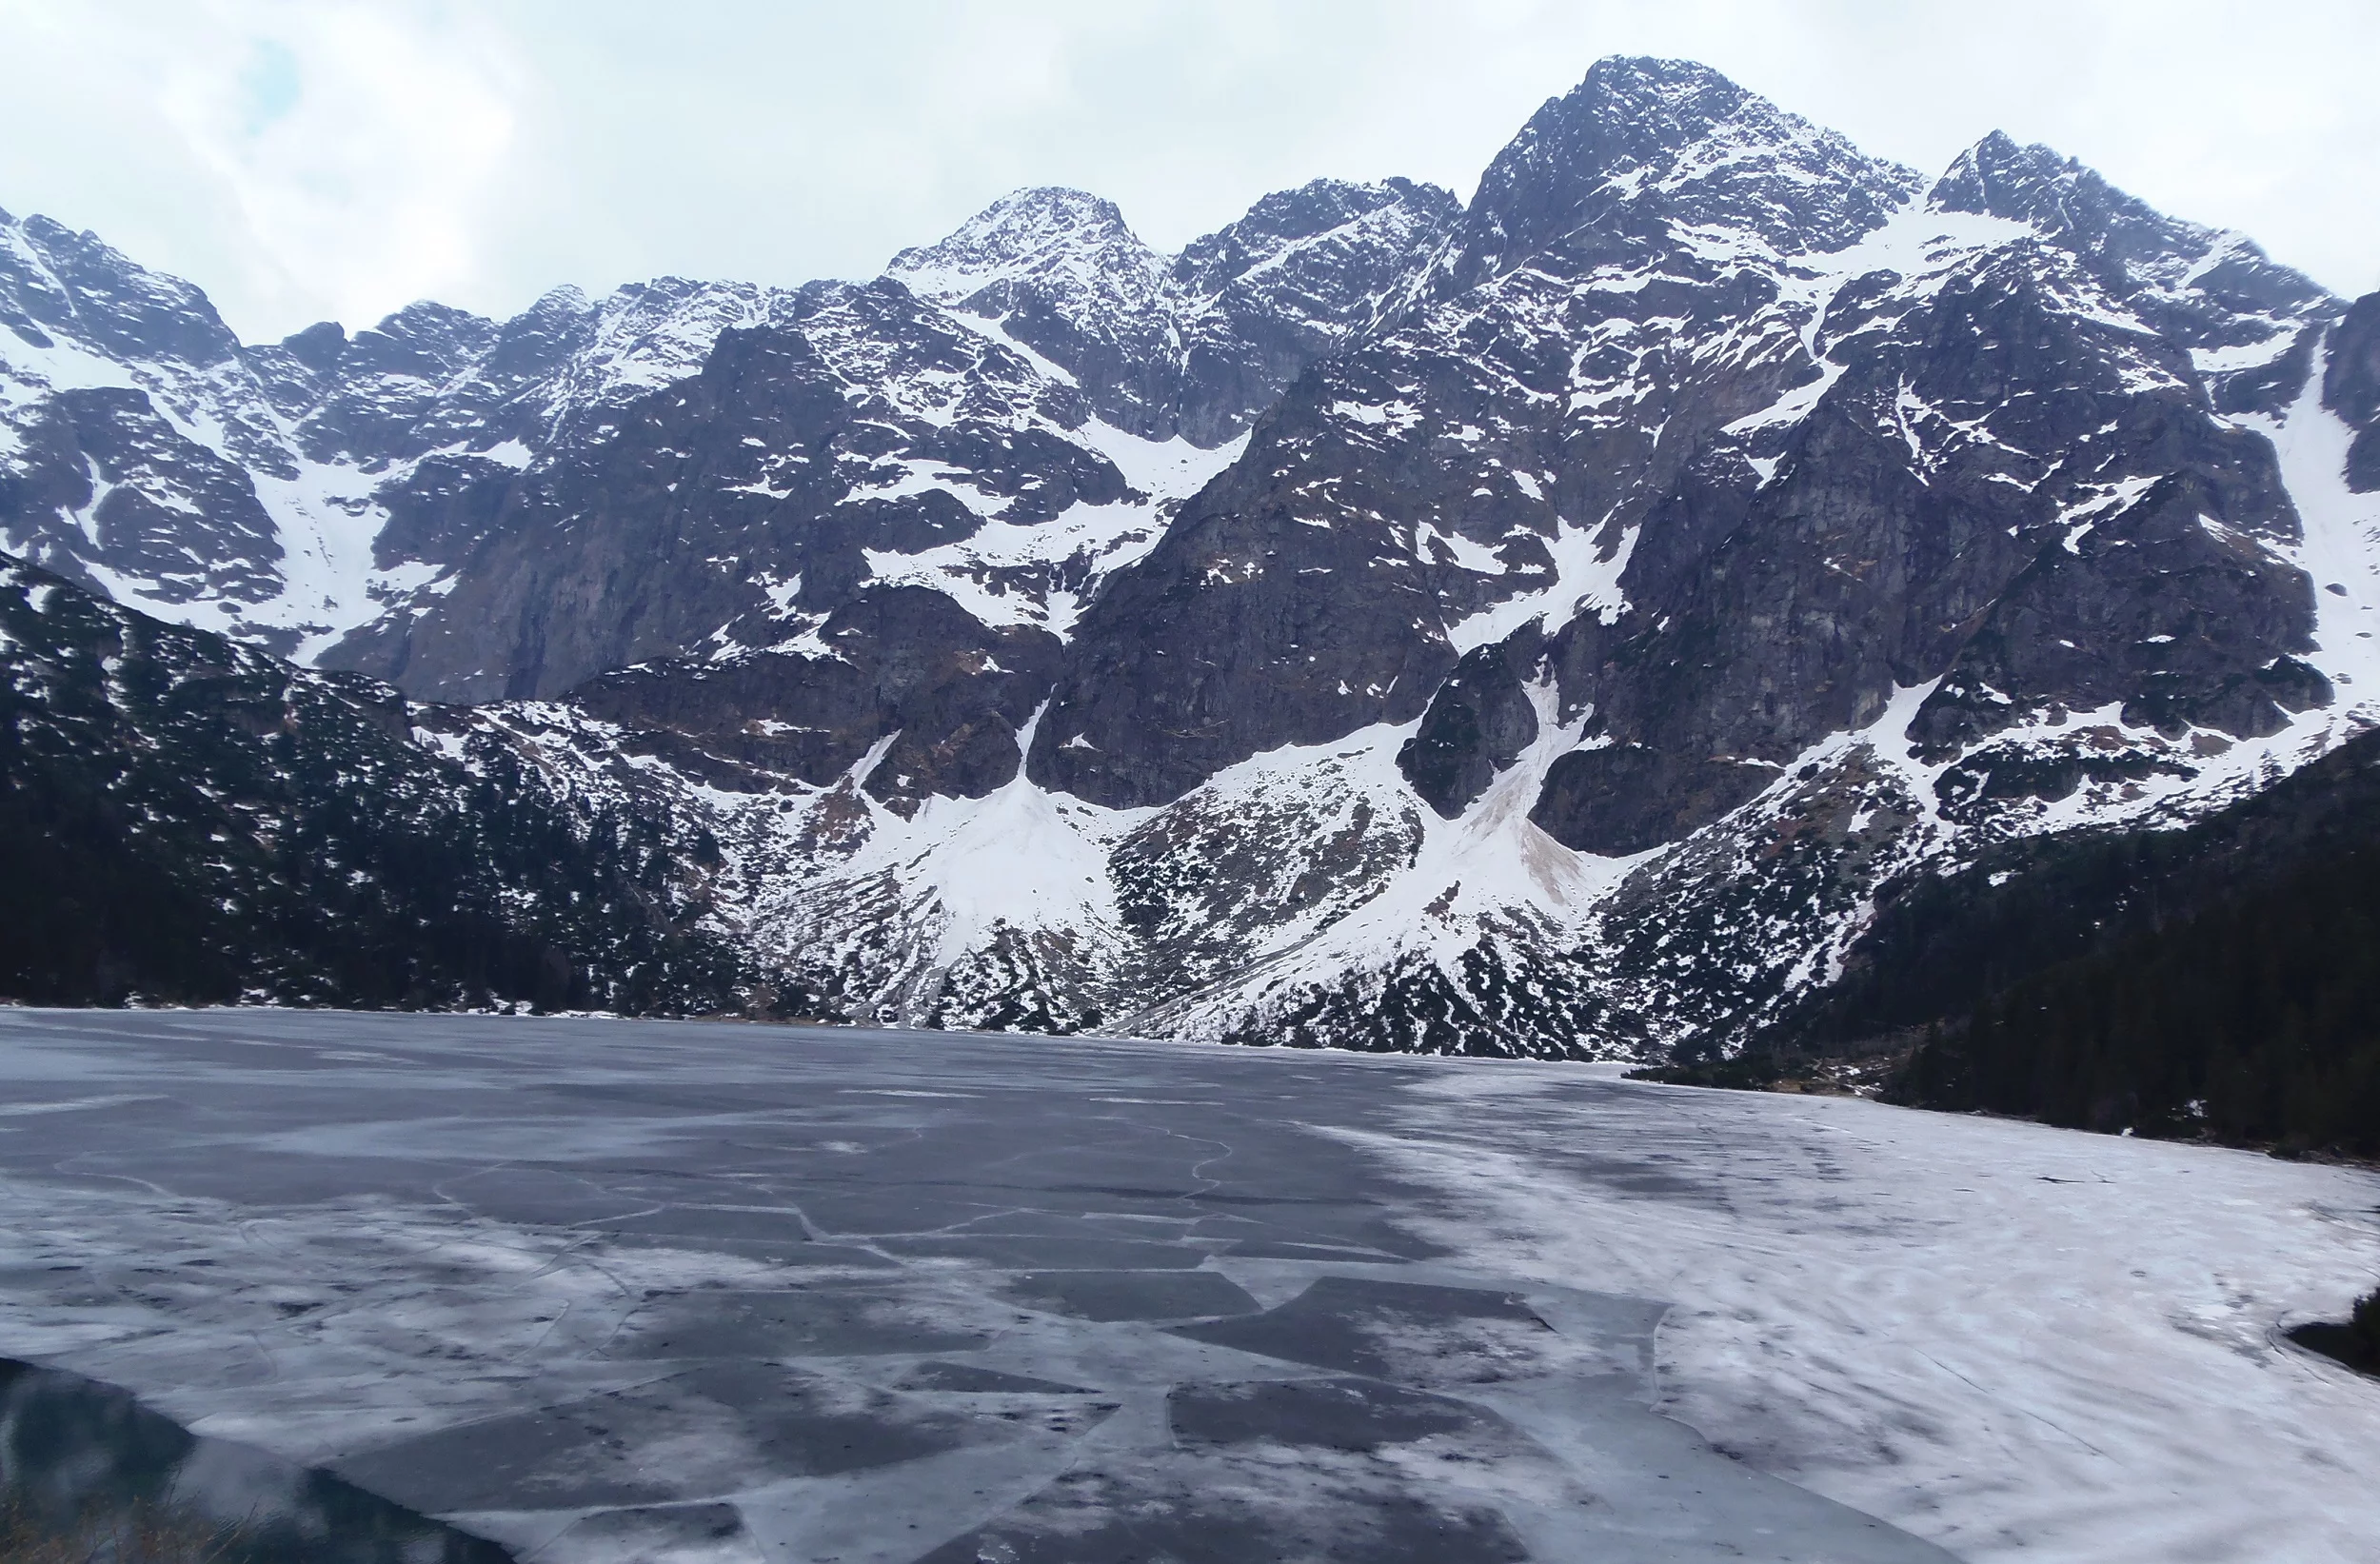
342, 300, 501, 382
1931, 129, 2166, 246
1171, 178, 1459, 300
888, 187, 1164, 311
1930, 129, 2332, 352
276, 320, 349, 374
1444, 56, 1921, 291
878, 188, 1174, 436
0, 208, 242, 368
529, 283, 593, 315
466, 285, 595, 387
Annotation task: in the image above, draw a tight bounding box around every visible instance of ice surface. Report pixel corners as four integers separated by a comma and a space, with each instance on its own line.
0, 1010, 2369, 1561
1351, 1066, 2380, 1564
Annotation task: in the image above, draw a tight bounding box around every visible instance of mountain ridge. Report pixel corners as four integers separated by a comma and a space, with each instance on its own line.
4, 55, 2374, 1061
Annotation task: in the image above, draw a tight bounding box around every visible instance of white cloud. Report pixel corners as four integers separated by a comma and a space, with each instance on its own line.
154, 3, 521, 331
0, 0, 521, 336
0, 0, 2371, 342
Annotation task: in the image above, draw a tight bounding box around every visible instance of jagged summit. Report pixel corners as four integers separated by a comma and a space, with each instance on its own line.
1173, 177, 1459, 299
883, 177, 1458, 444
1931, 128, 2333, 358
888, 187, 1161, 307
1933, 129, 2197, 247
1443, 55, 1923, 292
340, 300, 500, 380
1, 207, 242, 367
885, 186, 1176, 435
526, 281, 592, 312
276, 319, 347, 371
893, 178, 1465, 307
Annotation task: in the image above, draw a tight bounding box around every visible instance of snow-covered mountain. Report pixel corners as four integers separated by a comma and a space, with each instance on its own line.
5, 56, 2375, 1057
0, 172, 1456, 695
889, 178, 1461, 445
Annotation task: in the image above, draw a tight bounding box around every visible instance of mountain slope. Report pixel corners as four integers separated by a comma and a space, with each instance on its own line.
1728, 725, 2380, 1154
0, 552, 760, 1013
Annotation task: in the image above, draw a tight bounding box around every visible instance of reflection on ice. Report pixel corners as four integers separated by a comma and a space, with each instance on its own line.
0, 1357, 510, 1563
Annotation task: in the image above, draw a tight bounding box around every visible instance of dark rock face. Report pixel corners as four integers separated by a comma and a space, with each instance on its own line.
1908, 470, 2326, 757
331, 284, 1123, 702
2327, 291, 2380, 490
1530, 746, 1777, 858
0, 386, 285, 612
572, 585, 1062, 812
1530, 226, 2321, 848
1026, 380, 1462, 807
1399, 633, 1540, 818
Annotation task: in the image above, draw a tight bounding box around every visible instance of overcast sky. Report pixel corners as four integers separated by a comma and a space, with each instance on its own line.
1, 0, 2373, 343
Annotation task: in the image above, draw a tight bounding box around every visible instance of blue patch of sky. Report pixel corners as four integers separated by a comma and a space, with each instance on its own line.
238, 39, 300, 137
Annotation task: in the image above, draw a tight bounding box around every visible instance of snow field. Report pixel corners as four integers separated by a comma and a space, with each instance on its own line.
1345, 1066, 2380, 1564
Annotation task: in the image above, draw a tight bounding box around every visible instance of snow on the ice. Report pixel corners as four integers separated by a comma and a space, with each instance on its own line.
1348, 1065, 2380, 1564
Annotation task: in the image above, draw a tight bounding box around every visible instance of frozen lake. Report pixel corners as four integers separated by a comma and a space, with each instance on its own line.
0, 1009, 2373, 1562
